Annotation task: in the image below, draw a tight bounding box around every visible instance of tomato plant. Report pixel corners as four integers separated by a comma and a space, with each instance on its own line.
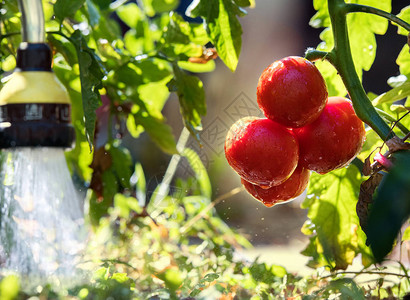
1, 0, 410, 299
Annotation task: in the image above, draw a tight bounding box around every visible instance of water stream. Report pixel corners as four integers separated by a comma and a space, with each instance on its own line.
0, 148, 85, 283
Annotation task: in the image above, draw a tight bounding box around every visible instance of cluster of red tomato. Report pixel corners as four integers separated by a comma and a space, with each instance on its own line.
224, 56, 366, 207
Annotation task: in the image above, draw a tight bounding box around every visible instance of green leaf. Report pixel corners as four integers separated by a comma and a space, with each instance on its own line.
234, 0, 252, 7
54, 0, 85, 21
159, 13, 209, 59
347, 0, 391, 79
182, 148, 212, 199
367, 151, 410, 262
310, 0, 330, 28
89, 171, 117, 226
47, 34, 77, 66
114, 194, 142, 219
178, 60, 216, 73
108, 145, 133, 189
302, 166, 371, 270
397, 44, 410, 78
116, 3, 144, 29
311, 0, 391, 83
111, 273, 131, 284
141, 0, 180, 17
372, 80, 410, 105
396, 5, 410, 35
188, 0, 244, 71
320, 278, 365, 300
167, 65, 206, 141
134, 112, 178, 154
71, 30, 105, 150
86, 0, 100, 27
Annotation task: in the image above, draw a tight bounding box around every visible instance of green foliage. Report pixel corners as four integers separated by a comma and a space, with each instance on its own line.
70, 30, 105, 149
367, 151, 410, 262
187, 0, 251, 71
54, 0, 85, 22
2, 0, 410, 298
302, 165, 373, 270
310, 0, 392, 96
167, 64, 206, 141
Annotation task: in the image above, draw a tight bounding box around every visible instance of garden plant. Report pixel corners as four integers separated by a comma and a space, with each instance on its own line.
1, 0, 410, 299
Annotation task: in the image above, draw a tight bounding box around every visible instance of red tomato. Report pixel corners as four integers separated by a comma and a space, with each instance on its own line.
224, 117, 299, 187
293, 97, 366, 174
241, 166, 310, 207
257, 56, 328, 128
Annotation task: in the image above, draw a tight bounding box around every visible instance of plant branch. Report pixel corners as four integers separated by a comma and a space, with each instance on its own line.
375, 108, 410, 135
344, 3, 410, 32
325, 0, 393, 141
321, 270, 410, 280
0, 32, 20, 42
304, 48, 334, 62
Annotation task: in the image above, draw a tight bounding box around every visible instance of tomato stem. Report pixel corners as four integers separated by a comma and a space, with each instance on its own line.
325, 0, 393, 141
344, 4, 410, 32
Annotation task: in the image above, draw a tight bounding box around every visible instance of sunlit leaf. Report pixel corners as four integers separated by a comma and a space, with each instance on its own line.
133, 112, 178, 154
167, 64, 206, 141
54, 0, 85, 21
188, 0, 245, 71
396, 5, 410, 35
71, 30, 105, 150
372, 81, 410, 105
302, 165, 372, 270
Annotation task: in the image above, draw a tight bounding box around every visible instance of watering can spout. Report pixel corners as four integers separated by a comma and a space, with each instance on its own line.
17, 0, 46, 44
0, 0, 75, 148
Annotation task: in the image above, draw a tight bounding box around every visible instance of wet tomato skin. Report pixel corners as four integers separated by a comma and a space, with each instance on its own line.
293, 97, 366, 174
225, 117, 299, 187
241, 166, 310, 207
257, 56, 328, 128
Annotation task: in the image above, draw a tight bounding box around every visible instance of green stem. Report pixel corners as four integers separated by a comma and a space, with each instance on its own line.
0, 32, 20, 41
344, 3, 410, 32
327, 0, 393, 141
375, 108, 409, 135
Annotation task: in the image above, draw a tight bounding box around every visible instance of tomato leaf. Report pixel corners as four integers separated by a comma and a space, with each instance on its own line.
396, 6, 410, 36
302, 165, 372, 270
133, 112, 178, 155
188, 0, 246, 71
310, 0, 391, 93
116, 3, 144, 29
71, 30, 105, 150
140, 0, 180, 17
366, 151, 410, 262
167, 64, 206, 141
54, 0, 85, 22
86, 0, 100, 27
347, 0, 391, 79
372, 80, 410, 105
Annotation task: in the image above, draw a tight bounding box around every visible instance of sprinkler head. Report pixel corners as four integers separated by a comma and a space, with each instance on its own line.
0, 43, 75, 148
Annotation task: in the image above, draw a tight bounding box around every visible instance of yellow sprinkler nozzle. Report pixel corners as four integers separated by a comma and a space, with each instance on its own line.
0, 43, 75, 148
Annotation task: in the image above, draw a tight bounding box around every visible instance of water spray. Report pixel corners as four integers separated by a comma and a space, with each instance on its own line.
0, 0, 84, 285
